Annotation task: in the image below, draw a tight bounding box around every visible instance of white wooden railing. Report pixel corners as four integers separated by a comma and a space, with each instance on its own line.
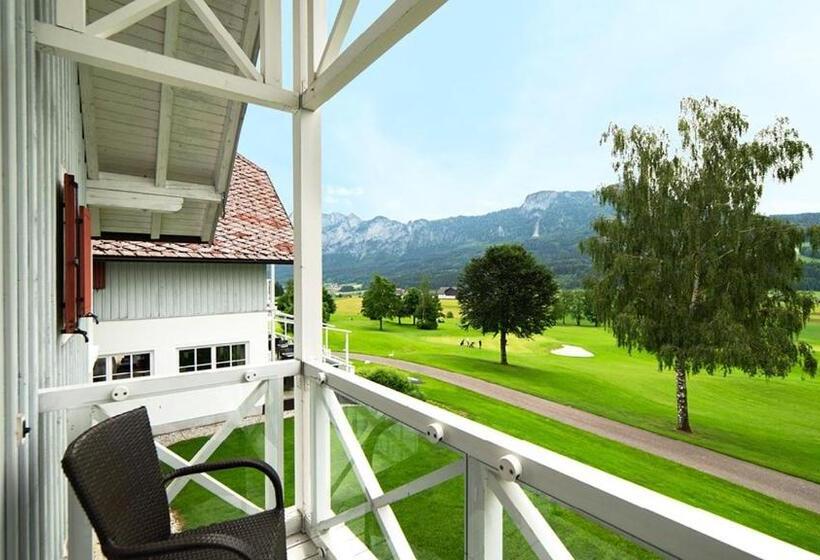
38, 359, 816, 560
271, 309, 353, 372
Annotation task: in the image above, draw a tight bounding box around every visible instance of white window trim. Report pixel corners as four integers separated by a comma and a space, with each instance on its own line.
177, 341, 248, 373
93, 351, 153, 382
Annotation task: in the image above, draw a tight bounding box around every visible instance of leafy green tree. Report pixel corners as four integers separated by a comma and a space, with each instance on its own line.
583, 96, 817, 433
566, 290, 586, 326
401, 287, 422, 325
361, 275, 400, 330
553, 291, 568, 325
276, 280, 336, 322
582, 288, 599, 327
416, 278, 442, 330
457, 245, 559, 364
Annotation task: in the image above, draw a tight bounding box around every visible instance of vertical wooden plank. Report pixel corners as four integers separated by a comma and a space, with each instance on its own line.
65, 408, 93, 560
260, 0, 282, 86
292, 0, 330, 526
466, 457, 503, 560
265, 378, 285, 508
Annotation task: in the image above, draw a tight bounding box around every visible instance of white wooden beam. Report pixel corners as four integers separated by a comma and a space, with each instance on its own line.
292, 0, 328, 526
200, 201, 220, 242
77, 66, 99, 179
34, 22, 298, 112
166, 382, 268, 500
86, 188, 184, 212
85, 0, 178, 39
57, 0, 86, 32
39, 361, 299, 412
486, 475, 572, 560
156, 444, 264, 516
322, 387, 415, 560
317, 0, 359, 75
214, 0, 260, 194
155, 2, 180, 188
259, 0, 282, 85
301, 0, 446, 110
185, 0, 263, 81
89, 175, 222, 202
466, 457, 502, 560
314, 459, 464, 533
150, 213, 162, 238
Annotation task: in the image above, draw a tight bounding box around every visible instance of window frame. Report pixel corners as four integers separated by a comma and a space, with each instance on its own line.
92, 351, 153, 383
178, 342, 249, 373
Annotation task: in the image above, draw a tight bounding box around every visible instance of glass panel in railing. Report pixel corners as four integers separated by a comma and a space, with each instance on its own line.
138, 380, 295, 531
502, 481, 660, 560
326, 388, 465, 560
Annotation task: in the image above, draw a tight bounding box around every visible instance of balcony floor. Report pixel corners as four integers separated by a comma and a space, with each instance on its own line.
287, 532, 322, 560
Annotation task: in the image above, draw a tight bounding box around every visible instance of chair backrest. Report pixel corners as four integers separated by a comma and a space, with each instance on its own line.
62, 406, 171, 548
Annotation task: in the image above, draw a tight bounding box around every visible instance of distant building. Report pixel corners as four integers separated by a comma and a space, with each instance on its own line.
437, 286, 458, 299
91, 155, 293, 430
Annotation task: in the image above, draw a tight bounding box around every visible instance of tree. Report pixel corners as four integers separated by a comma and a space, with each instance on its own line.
401, 287, 422, 325
553, 291, 568, 325
582, 288, 599, 327
457, 245, 559, 364
361, 275, 400, 330
276, 280, 336, 322
566, 290, 586, 326
582, 96, 816, 433
416, 278, 442, 330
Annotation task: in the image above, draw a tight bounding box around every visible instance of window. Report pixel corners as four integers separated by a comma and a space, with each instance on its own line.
92, 352, 152, 383
179, 343, 247, 373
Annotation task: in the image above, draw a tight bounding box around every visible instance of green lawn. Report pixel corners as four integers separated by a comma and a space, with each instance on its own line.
326, 297, 820, 483
168, 362, 820, 555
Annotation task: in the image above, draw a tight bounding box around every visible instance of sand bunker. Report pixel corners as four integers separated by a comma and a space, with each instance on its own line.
550, 344, 594, 358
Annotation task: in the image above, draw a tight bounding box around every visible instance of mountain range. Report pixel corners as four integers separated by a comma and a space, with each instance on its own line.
277, 191, 820, 290
320, 190, 605, 288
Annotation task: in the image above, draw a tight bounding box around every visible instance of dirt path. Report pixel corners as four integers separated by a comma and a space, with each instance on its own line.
352, 353, 820, 514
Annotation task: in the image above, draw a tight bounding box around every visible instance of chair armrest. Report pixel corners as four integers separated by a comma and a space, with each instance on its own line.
105, 532, 255, 559
163, 459, 284, 510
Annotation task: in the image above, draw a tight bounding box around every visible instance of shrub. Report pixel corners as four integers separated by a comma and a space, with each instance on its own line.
445, 311, 454, 319
361, 367, 425, 400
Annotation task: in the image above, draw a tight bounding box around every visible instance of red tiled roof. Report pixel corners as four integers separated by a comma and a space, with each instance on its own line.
93, 154, 294, 263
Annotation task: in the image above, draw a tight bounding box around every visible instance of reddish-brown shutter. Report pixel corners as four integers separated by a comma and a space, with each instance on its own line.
62, 173, 79, 333
93, 260, 106, 290
78, 206, 93, 315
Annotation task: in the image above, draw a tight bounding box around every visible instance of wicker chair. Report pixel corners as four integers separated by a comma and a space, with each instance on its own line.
62, 406, 286, 559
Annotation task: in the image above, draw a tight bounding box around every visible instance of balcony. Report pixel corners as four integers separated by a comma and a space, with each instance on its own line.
39, 357, 814, 559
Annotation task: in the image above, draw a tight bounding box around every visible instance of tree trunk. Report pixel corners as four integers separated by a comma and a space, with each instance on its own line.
397, 316, 402, 325
675, 364, 691, 432
500, 330, 508, 365
379, 318, 383, 331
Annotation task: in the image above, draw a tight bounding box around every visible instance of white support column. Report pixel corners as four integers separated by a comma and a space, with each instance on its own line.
293, 0, 330, 527
260, 0, 282, 86
265, 378, 285, 509
65, 408, 94, 560
466, 457, 503, 560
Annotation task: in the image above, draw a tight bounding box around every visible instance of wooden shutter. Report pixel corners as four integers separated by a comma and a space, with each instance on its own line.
62, 174, 79, 332
78, 205, 93, 315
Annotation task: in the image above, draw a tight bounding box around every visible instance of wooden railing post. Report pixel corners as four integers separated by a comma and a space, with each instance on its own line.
466, 457, 502, 560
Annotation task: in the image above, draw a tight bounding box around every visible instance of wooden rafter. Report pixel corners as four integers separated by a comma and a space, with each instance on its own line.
34, 22, 298, 111
259, 0, 282, 85
77, 66, 99, 179
185, 0, 262, 81
302, 0, 446, 110
317, 0, 359, 74
85, 0, 178, 39
155, 2, 180, 189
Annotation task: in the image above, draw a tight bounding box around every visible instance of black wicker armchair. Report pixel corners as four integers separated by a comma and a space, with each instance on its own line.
62, 406, 286, 559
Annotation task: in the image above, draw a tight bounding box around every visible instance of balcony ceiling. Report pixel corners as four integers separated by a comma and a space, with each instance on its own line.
82, 0, 259, 241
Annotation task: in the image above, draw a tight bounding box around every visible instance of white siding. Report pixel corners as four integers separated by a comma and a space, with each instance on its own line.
2, 0, 91, 558
94, 261, 268, 321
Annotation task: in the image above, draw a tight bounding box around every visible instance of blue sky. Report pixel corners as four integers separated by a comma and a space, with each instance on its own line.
239, 1, 820, 222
